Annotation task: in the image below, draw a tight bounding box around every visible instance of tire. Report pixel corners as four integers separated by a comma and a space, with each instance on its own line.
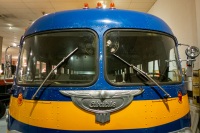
0, 101, 6, 119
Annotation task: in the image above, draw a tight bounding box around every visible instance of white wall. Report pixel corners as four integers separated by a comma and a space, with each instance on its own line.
196, 0, 200, 69
148, 0, 199, 70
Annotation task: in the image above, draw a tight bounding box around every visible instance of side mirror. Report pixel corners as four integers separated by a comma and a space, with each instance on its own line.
178, 44, 200, 77
185, 46, 199, 77
185, 46, 199, 59
178, 44, 199, 93
5, 54, 12, 78
4, 45, 20, 84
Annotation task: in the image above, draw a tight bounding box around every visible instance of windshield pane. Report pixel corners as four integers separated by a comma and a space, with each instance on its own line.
105, 30, 181, 85
18, 30, 98, 86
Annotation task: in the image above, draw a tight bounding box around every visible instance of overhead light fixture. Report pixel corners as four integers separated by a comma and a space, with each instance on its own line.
42, 11, 48, 16
12, 43, 17, 47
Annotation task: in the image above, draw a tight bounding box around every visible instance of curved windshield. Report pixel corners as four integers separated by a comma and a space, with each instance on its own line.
17, 30, 98, 86
105, 30, 181, 85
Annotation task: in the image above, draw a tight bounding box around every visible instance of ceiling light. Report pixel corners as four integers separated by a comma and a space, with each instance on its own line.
7, 23, 12, 26
12, 43, 17, 47
42, 11, 48, 16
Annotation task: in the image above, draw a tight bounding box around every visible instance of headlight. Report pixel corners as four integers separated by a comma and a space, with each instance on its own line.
185, 46, 199, 58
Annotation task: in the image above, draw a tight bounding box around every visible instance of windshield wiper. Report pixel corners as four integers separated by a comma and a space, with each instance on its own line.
113, 54, 171, 98
32, 47, 78, 100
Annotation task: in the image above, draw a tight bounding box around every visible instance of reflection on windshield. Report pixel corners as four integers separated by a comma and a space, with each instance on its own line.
105, 31, 181, 85
18, 31, 97, 86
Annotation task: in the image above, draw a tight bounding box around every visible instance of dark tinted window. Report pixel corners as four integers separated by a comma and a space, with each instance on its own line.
105, 30, 181, 85
18, 30, 98, 86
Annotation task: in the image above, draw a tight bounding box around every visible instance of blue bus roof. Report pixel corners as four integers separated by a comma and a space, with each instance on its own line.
24, 9, 173, 36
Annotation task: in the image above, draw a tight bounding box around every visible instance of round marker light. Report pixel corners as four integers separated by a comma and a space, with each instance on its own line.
185, 46, 199, 58
178, 91, 182, 103
110, 3, 115, 9
17, 93, 23, 105
96, 2, 102, 8
83, 3, 89, 9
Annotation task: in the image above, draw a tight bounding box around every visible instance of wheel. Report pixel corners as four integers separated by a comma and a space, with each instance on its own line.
0, 101, 6, 119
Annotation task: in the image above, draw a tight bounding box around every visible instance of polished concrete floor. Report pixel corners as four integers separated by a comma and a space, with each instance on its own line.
0, 109, 7, 133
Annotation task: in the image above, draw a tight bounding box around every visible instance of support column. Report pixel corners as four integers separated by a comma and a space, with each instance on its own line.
195, 0, 200, 68
0, 37, 3, 73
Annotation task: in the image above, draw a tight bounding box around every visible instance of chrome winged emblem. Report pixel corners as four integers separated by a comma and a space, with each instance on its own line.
59, 89, 144, 124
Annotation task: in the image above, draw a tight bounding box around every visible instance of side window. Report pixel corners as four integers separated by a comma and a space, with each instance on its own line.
148, 60, 159, 78
148, 61, 153, 73
137, 64, 142, 70
168, 48, 180, 81
35, 61, 46, 79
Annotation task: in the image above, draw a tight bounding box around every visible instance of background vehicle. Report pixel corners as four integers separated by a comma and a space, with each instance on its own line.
6, 4, 199, 133
0, 80, 12, 119
0, 47, 17, 119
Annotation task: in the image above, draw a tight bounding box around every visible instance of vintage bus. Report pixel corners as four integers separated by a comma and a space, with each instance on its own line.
5, 3, 199, 133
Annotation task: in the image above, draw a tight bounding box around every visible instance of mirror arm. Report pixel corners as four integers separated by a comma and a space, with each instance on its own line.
179, 59, 196, 62
178, 43, 190, 47
4, 45, 20, 84
178, 44, 199, 93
